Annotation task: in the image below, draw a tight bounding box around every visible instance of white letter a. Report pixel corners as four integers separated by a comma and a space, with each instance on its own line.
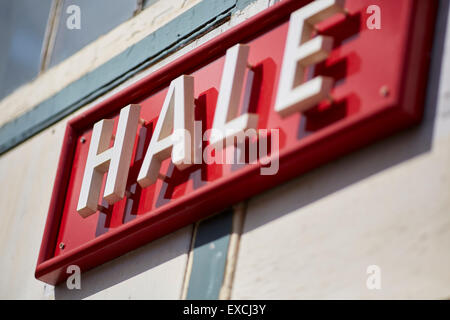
66, 5, 81, 30
366, 5, 381, 30
137, 75, 197, 188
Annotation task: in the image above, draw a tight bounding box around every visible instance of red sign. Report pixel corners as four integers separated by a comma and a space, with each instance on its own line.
36, 0, 437, 284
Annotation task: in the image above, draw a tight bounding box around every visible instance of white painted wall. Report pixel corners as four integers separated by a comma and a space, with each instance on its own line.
55, 226, 193, 300
0, 121, 63, 300
232, 1, 450, 300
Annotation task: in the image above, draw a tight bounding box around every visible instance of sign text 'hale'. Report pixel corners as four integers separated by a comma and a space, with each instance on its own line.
76, 0, 346, 218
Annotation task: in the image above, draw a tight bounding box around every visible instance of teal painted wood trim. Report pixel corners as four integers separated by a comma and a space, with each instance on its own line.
0, 0, 257, 155
186, 209, 233, 300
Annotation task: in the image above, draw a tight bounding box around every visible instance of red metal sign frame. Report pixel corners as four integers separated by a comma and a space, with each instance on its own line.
36, 0, 437, 285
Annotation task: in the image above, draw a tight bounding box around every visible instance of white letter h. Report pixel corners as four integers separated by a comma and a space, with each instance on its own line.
77, 104, 141, 218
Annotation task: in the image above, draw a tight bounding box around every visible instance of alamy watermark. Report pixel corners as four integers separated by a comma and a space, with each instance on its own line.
366, 265, 382, 290
66, 5, 81, 30
168, 124, 280, 176
366, 5, 381, 30
66, 265, 81, 290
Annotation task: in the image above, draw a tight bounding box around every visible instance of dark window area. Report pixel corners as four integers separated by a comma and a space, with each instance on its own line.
144, 0, 159, 8
49, 0, 137, 67
0, 0, 52, 100
0, 0, 155, 101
